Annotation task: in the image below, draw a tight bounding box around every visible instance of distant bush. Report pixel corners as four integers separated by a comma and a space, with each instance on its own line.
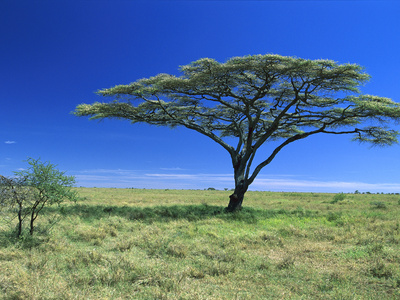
331, 193, 346, 204
370, 201, 387, 209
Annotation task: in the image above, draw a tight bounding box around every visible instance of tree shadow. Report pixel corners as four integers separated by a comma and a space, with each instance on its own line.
57, 204, 230, 223
0, 204, 321, 248
43, 203, 319, 224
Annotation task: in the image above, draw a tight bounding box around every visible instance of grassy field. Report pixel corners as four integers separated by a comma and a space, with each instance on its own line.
1, 188, 399, 299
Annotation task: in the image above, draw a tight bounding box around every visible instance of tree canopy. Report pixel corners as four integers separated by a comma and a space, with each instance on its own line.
74, 54, 400, 211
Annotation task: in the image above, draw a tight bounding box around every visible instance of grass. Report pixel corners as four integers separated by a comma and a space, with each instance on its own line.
1, 188, 400, 299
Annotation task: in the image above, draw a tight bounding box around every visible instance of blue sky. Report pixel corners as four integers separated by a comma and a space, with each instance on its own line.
1, 0, 400, 193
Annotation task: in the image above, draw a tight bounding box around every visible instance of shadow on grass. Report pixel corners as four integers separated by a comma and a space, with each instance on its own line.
0, 205, 320, 248
43, 204, 319, 224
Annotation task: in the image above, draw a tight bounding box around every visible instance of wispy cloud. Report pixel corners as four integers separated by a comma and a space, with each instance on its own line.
73, 169, 231, 189
146, 173, 232, 182
159, 167, 186, 171
78, 168, 138, 175
71, 168, 400, 193
4, 141, 16, 144
251, 177, 400, 193
73, 169, 146, 187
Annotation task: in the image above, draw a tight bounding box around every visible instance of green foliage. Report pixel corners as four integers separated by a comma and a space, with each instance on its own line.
370, 201, 387, 209
1, 158, 77, 237
331, 192, 346, 204
14, 158, 77, 206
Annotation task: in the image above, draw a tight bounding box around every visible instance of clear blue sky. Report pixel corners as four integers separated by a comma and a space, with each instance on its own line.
1, 0, 400, 193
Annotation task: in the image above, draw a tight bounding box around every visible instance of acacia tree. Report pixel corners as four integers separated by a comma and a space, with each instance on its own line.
15, 158, 77, 235
1, 158, 77, 236
74, 54, 400, 211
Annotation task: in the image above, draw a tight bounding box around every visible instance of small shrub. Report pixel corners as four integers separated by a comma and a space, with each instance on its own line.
331, 192, 346, 204
370, 201, 387, 209
326, 211, 342, 222
1, 158, 77, 237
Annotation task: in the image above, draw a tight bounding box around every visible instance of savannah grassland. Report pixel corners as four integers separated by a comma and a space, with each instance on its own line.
1, 188, 400, 299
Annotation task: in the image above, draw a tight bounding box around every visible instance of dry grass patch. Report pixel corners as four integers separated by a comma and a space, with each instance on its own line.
0, 188, 399, 299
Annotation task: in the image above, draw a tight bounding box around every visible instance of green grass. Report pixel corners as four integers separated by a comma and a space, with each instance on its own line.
1, 188, 400, 299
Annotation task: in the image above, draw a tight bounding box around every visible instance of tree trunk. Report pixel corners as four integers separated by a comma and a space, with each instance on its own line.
17, 201, 23, 238
30, 208, 37, 235
225, 154, 250, 212
226, 178, 248, 212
